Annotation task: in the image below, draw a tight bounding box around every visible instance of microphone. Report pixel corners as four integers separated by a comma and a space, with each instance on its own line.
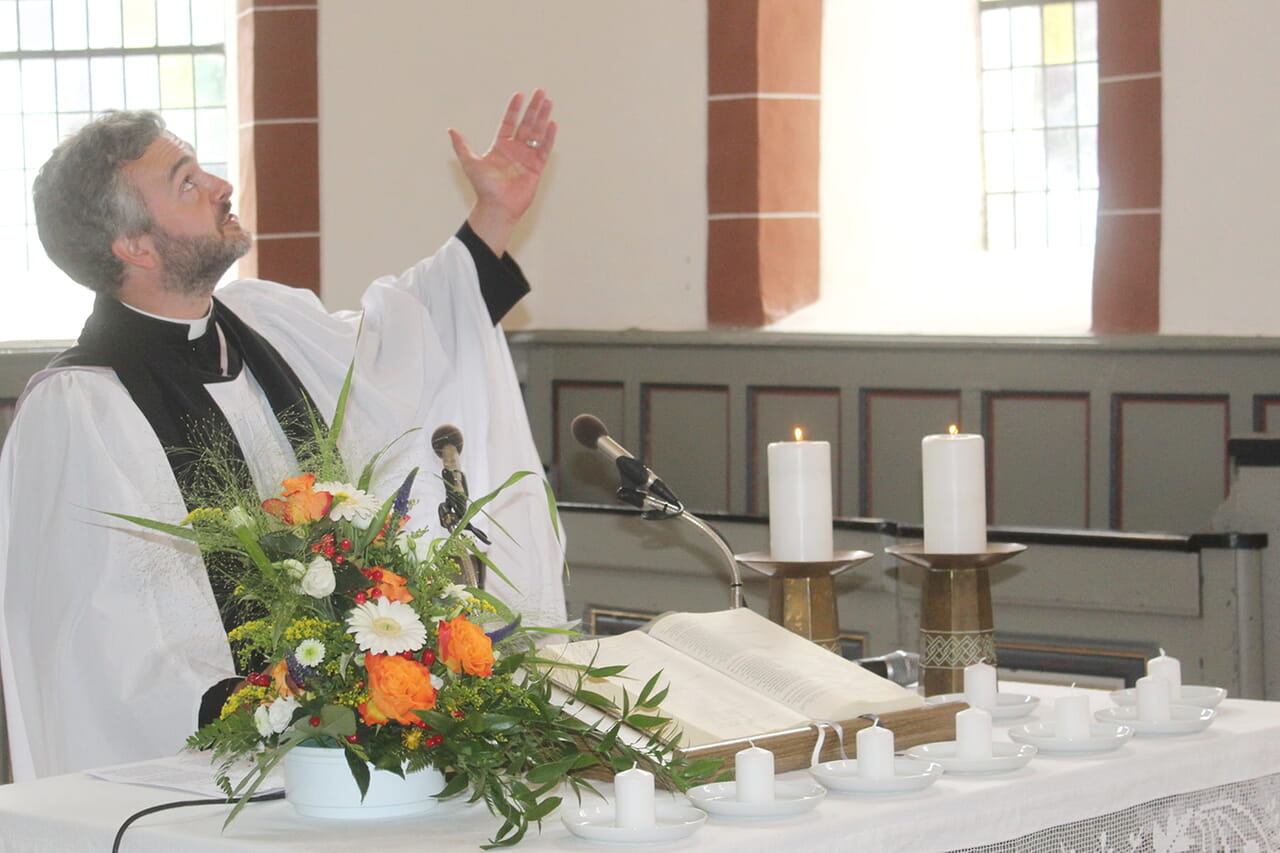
570, 414, 682, 508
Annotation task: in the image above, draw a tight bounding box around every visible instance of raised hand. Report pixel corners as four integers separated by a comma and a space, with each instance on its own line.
450, 89, 558, 256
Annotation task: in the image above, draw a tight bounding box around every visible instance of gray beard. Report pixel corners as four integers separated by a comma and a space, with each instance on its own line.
151, 225, 253, 298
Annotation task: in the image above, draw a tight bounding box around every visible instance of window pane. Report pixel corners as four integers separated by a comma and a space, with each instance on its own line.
1046, 128, 1077, 189
0, 115, 21, 167
195, 105, 226, 161
159, 53, 194, 108
0, 1, 16, 51
161, 107, 195, 146
1010, 5, 1042, 66
1013, 129, 1046, 190
984, 131, 1014, 192
22, 111, 56, 168
90, 55, 126, 110
1044, 64, 1076, 127
157, 0, 191, 46
1011, 66, 1044, 129
52, 0, 88, 50
191, 0, 223, 45
1076, 61, 1098, 125
17, 0, 52, 51
0, 60, 19, 113
1042, 2, 1075, 65
1080, 188, 1098, 246
1078, 126, 1098, 189
124, 54, 160, 108
1015, 191, 1047, 249
987, 193, 1015, 251
1047, 190, 1080, 247
0, 170, 21, 224
121, 0, 156, 48
194, 53, 224, 106
20, 58, 55, 113
56, 57, 92, 113
88, 0, 123, 48
981, 8, 1010, 69
1075, 1, 1098, 62
983, 69, 1012, 131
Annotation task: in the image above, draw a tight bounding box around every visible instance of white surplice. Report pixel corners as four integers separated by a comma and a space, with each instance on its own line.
0, 236, 566, 781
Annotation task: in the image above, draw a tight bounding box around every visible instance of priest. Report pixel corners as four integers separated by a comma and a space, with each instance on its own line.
0, 91, 566, 780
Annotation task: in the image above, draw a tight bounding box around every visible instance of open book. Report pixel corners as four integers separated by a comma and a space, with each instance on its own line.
539, 607, 923, 747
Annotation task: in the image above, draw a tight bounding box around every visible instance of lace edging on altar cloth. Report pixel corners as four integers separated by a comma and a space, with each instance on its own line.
951, 772, 1280, 853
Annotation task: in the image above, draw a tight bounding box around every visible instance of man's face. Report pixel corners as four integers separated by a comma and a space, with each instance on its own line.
121, 131, 252, 295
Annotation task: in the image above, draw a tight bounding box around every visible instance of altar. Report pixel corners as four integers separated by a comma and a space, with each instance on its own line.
0, 683, 1276, 852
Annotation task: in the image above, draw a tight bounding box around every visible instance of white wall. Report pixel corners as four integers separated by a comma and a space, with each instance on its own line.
1160, 1, 1280, 335
318, 1, 707, 332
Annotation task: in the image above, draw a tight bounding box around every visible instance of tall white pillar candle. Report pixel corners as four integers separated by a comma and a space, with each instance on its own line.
1147, 650, 1182, 701
954, 707, 993, 760
1054, 693, 1092, 740
963, 662, 998, 710
1136, 676, 1172, 722
921, 430, 987, 553
767, 433, 834, 561
612, 766, 656, 829
856, 724, 895, 779
733, 745, 775, 802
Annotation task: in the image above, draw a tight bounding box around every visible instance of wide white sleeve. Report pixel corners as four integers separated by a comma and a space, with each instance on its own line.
0, 370, 234, 780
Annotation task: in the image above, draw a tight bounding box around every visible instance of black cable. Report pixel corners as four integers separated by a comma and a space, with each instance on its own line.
111, 790, 285, 852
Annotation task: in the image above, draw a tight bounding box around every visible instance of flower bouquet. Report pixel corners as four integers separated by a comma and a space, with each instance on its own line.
114, 383, 717, 847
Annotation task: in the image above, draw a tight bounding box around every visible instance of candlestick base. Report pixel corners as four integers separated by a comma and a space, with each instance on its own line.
885, 543, 1026, 697
734, 551, 874, 652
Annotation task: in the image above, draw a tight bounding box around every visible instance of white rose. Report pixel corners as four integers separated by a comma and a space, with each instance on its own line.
281, 559, 307, 580
253, 704, 273, 737
430, 673, 444, 690
300, 556, 335, 598
266, 696, 300, 734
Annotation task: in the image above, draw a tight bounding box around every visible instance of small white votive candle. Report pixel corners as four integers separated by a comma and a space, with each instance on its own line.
733, 745, 775, 803
613, 766, 656, 829
955, 707, 993, 760
1054, 692, 1092, 741
963, 662, 998, 710
1136, 676, 1173, 722
1147, 650, 1182, 702
856, 723, 895, 779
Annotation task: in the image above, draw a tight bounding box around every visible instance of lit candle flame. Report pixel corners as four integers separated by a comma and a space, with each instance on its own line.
794, 427, 804, 441
948, 424, 959, 436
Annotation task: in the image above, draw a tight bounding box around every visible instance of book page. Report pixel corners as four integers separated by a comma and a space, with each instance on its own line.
539, 631, 808, 747
647, 608, 922, 721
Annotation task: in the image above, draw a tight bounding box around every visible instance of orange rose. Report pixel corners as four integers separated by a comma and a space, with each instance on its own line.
262, 474, 332, 525
358, 652, 437, 726
372, 568, 414, 604
437, 615, 494, 677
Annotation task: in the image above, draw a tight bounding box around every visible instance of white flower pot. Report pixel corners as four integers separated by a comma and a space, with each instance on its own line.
284, 745, 445, 819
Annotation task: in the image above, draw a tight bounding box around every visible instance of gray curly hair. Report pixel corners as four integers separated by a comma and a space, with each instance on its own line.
32, 110, 165, 295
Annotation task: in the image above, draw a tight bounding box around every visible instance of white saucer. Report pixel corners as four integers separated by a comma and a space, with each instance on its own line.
925, 692, 1040, 721
904, 741, 1037, 774
1094, 704, 1215, 736
562, 801, 707, 844
687, 780, 825, 818
810, 757, 943, 794
1008, 721, 1133, 754
1109, 684, 1227, 709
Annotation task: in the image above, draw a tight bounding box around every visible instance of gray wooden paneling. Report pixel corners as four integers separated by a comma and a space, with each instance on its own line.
552, 381, 625, 504
1114, 395, 1229, 532
643, 384, 730, 512
748, 387, 842, 514
986, 393, 1090, 528
860, 391, 960, 524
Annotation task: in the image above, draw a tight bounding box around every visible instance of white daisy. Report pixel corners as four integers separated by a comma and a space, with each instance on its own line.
316, 481, 383, 528
300, 556, 335, 598
346, 598, 427, 655
296, 638, 326, 667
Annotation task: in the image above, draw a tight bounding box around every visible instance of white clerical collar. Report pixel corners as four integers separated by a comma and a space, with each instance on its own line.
120, 301, 213, 341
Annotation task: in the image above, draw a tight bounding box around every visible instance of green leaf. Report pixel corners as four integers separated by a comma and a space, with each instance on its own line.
343, 747, 371, 799
99, 511, 199, 542
524, 795, 562, 822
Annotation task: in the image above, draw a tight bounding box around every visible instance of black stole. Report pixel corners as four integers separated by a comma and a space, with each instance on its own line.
50, 294, 325, 625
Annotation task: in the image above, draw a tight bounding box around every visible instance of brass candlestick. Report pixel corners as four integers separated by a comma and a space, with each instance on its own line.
884, 542, 1026, 696
734, 550, 874, 652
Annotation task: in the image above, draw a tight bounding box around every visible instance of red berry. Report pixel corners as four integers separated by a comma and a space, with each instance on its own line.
400, 650, 415, 660
309, 716, 321, 727
334, 555, 344, 564
370, 588, 383, 599
340, 539, 352, 551
355, 680, 365, 689
354, 592, 368, 604
425, 734, 443, 747
345, 735, 358, 743
310, 543, 321, 553
247, 672, 270, 687
451, 710, 465, 719
421, 649, 436, 666
372, 570, 384, 582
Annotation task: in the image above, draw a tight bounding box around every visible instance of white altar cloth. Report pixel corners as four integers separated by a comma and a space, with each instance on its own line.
0, 684, 1277, 852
